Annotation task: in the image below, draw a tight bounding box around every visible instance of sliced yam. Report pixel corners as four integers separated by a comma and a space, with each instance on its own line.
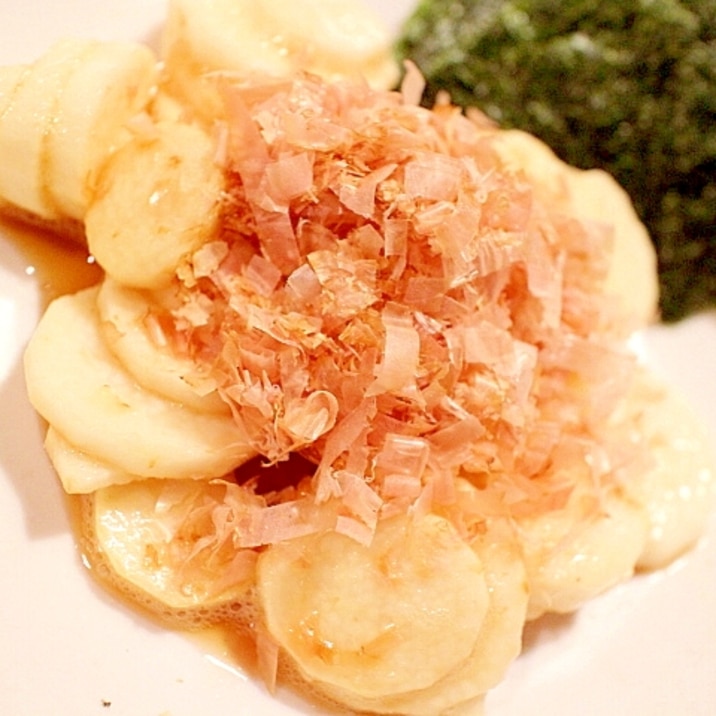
357, 520, 529, 716
258, 514, 491, 708
161, 0, 399, 120
569, 168, 659, 328
97, 277, 228, 414
45, 427, 141, 494
0, 66, 32, 220
92, 477, 259, 610
0, 40, 86, 219
45, 40, 159, 220
492, 129, 659, 329
24, 286, 255, 480
0, 64, 28, 114
518, 477, 649, 620
0, 40, 157, 224
622, 370, 716, 570
85, 120, 223, 289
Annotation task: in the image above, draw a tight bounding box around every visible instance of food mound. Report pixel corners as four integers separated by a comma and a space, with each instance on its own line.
6, 1, 714, 714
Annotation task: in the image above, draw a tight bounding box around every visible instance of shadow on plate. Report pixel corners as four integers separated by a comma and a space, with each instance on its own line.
0, 352, 70, 539
521, 611, 577, 654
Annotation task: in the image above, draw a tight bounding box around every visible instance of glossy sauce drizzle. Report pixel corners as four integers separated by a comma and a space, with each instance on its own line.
0, 214, 102, 304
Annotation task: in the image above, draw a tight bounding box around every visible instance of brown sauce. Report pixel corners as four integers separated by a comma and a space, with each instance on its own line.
0, 214, 102, 305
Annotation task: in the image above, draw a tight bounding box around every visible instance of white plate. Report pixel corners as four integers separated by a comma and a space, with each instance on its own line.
1, 2, 715, 715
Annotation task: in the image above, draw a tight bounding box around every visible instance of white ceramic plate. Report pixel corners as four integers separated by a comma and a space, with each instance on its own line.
1, 2, 715, 715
